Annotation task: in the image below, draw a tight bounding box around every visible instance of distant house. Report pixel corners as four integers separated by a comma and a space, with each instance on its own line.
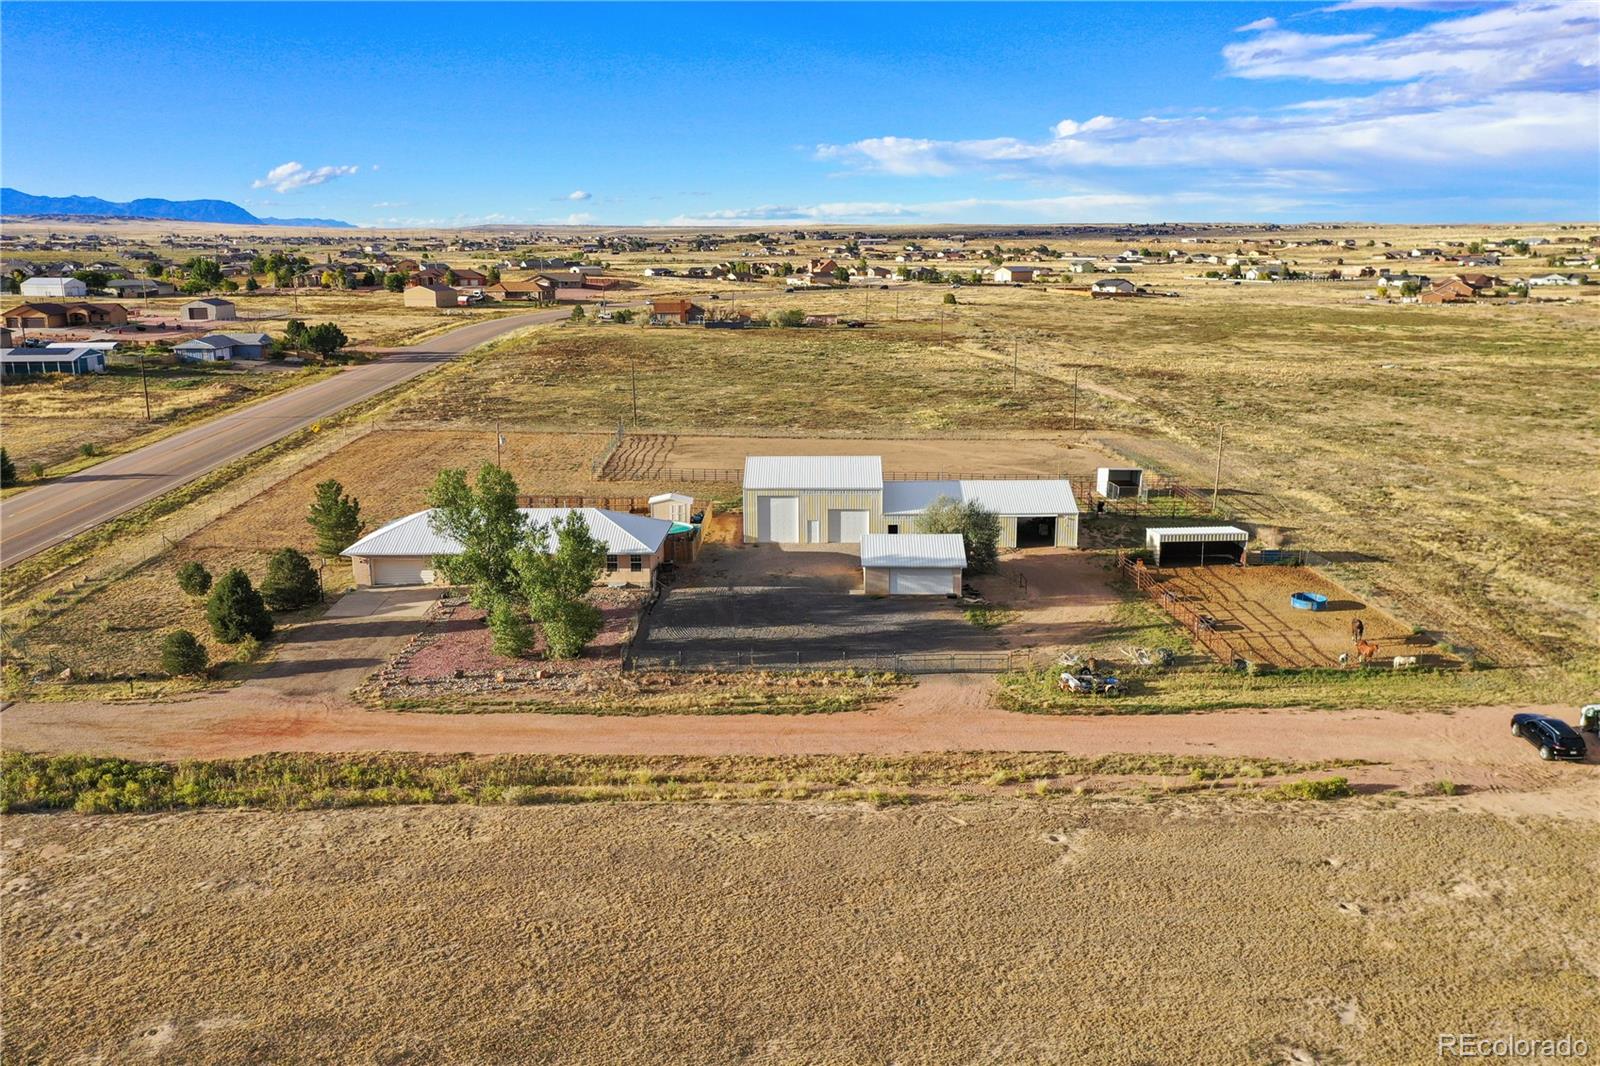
403, 283, 459, 308
2, 302, 130, 329
1, 344, 111, 377
1089, 278, 1138, 296
106, 279, 176, 297
650, 299, 703, 325
451, 268, 489, 289
1420, 277, 1478, 304
182, 298, 237, 322
991, 266, 1036, 284
173, 332, 273, 362
1527, 273, 1584, 287
20, 277, 88, 298
642, 266, 677, 277
568, 264, 602, 277
483, 280, 547, 302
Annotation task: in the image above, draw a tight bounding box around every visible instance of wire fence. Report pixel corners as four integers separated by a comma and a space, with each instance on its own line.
1118, 553, 1246, 666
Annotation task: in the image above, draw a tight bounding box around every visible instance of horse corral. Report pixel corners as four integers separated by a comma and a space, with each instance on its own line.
1146, 564, 1444, 669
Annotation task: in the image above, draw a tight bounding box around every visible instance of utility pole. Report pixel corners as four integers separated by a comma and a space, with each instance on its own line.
138, 347, 151, 420
1211, 426, 1224, 514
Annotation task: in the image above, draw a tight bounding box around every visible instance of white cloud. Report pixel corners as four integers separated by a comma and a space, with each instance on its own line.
1235, 17, 1279, 32
817, 1, 1599, 179
251, 161, 361, 193
566, 190, 592, 201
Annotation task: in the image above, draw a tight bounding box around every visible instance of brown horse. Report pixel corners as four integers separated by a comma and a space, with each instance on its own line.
1354, 639, 1379, 664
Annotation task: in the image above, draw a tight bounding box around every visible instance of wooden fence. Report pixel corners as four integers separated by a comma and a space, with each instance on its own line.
1119, 553, 1245, 665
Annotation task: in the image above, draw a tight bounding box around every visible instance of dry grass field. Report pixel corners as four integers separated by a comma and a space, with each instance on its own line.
0, 362, 328, 474
133, 291, 532, 348
5, 799, 1597, 1064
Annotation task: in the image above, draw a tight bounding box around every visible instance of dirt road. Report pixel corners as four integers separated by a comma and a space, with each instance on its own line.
5, 677, 1594, 794
0, 309, 570, 566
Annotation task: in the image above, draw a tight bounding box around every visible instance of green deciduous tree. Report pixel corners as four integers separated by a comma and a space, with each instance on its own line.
775, 308, 805, 328
916, 496, 1001, 575
426, 463, 528, 609
488, 600, 535, 658
515, 510, 607, 659
384, 272, 406, 293
206, 569, 274, 643
307, 479, 364, 557
176, 561, 213, 596
260, 548, 321, 611
181, 257, 224, 293
160, 630, 209, 677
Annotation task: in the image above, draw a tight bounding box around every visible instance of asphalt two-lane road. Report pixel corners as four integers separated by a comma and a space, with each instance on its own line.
0, 307, 569, 568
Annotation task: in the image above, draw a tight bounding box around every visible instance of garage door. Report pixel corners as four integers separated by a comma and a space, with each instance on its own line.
372, 557, 429, 586
889, 568, 954, 596
757, 496, 800, 542
827, 509, 870, 544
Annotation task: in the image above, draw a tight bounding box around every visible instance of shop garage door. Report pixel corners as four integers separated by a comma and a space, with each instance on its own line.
372, 557, 429, 586
757, 495, 800, 542
889, 568, 953, 596
827, 508, 870, 544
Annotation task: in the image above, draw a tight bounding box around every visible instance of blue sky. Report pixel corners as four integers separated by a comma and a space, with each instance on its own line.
3, 1, 1596, 226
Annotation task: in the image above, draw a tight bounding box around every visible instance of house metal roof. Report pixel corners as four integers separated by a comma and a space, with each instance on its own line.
1144, 525, 1250, 545
883, 479, 1078, 516
342, 507, 674, 558
859, 533, 967, 569
743, 455, 883, 491
2, 347, 104, 365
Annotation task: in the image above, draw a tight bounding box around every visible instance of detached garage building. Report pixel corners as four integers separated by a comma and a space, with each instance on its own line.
1145, 525, 1249, 567
860, 533, 965, 596
742, 455, 1079, 549
343, 507, 675, 588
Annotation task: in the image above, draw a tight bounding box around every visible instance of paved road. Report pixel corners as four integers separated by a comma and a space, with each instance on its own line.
0, 309, 567, 567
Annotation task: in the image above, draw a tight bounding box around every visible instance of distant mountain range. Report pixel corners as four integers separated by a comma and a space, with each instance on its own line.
0, 188, 353, 228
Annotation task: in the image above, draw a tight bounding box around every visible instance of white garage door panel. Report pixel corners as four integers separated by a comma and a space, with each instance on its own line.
372, 558, 429, 586
758, 496, 800, 543
828, 509, 870, 544
890, 568, 953, 596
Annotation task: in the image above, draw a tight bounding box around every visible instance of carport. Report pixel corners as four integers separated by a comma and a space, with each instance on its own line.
1145, 525, 1249, 567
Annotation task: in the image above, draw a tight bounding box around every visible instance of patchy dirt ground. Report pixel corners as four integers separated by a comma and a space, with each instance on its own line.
4, 800, 1597, 1064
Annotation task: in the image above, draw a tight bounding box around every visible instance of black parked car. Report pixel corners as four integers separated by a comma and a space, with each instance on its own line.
1510, 714, 1588, 761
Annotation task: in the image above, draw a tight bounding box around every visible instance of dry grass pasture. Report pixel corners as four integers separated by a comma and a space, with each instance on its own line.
5, 800, 1598, 1064
0, 362, 328, 473
134, 290, 532, 348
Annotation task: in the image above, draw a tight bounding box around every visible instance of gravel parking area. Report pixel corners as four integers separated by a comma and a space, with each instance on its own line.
638, 545, 1003, 667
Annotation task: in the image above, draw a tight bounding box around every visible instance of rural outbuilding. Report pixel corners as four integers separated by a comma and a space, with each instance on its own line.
648, 492, 695, 523
1095, 467, 1145, 499
860, 533, 966, 596
20, 277, 88, 298
342, 507, 675, 588
1145, 525, 1250, 567
883, 479, 1079, 548
182, 298, 237, 322
743, 456, 884, 545
1, 345, 110, 376
403, 284, 459, 308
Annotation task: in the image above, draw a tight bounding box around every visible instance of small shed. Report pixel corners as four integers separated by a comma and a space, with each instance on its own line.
648, 492, 694, 523
1145, 526, 1249, 567
860, 533, 966, 597
1095, 467, 1145, 500
182, 298, 236, 322
21, 277, 88, 298
404, 283, 458, 308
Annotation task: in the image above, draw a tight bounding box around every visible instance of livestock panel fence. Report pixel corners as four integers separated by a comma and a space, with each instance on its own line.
1117, 552, 1247, 665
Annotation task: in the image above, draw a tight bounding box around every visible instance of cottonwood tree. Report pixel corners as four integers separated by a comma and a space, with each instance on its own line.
307, 479, 364, 557
514, 511, 607, 659
916, 496, 1001, 575
426, 463, 528, 609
